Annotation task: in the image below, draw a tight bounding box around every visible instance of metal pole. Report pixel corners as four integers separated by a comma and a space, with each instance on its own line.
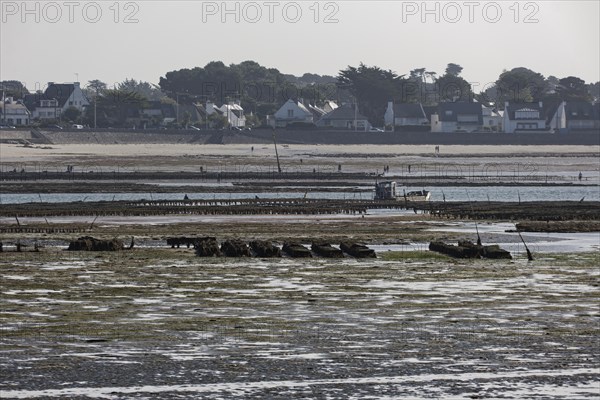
94, 86, 98, 129
1, 89, 4, 124
273, 130, 282, 174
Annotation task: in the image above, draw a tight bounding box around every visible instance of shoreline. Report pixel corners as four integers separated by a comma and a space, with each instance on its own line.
2, 143, 599, 161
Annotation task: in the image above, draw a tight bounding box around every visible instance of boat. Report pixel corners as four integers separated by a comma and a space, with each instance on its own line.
374, 181, 430, 202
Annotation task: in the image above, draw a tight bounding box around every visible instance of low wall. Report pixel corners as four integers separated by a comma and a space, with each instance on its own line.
2, 128, 599, 145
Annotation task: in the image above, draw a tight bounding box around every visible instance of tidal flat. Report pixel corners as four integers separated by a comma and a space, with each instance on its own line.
1, 144, 598, 398
1, 247, 598, 399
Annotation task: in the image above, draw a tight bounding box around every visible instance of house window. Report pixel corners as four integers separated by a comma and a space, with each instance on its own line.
515, 109, 540, 119
287, 109, 294, 118
445, 110, 452, 116
517, 123, 537, 130
69, 101, 73, 106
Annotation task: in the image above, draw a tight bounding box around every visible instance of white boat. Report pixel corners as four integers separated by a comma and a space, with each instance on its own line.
374, 181, 430, 202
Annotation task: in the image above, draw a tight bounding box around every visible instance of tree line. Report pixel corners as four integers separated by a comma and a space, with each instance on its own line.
2, 60, 598, 127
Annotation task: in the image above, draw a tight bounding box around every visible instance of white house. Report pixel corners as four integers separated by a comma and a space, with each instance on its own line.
306, 104, 327, 121
220, 102, 246, 128
316, 104, 370, 131
31, 99, 61, 120
547, 101, 567, 132
322, 100, 338, 113
268, 99, 314, 128
0, 97, 31, 125
384, 102, 428, 129
25, 82, 90, 120
431, 102, 483, 133
481, 104, 503, 132
503, 101, 549, 133
205, 100, 246, 128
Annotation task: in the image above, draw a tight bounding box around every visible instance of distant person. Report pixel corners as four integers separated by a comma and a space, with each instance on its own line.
251, 146, 254, 152
578, 172, 583, 181
184, 194, 189, 200
408, 165, 411, 173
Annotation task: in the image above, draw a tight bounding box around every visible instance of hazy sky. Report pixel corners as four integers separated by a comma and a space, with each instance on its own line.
1, 0, 599, 91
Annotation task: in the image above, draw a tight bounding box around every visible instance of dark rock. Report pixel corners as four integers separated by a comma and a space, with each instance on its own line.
282, 242, 312, 258
249, 240, 281, 258
429, 240, 511, 259
194, 237, 221, 257
220, 239, 251, 257
482, 245, 512, 259
67, 236, 124, 251
311, 242, 344, 258
340, 241, 376, 258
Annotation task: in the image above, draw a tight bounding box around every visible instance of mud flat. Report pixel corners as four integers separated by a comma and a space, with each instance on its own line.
515, 220, 600, 233
1, 142, 599, 398
0, 248, 598, 398
424, 201, 600, 221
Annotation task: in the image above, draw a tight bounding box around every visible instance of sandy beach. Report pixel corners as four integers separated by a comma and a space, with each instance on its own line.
2, 143, 599, 161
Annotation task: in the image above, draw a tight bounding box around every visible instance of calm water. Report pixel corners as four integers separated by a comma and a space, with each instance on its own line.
1, 185, 598, 204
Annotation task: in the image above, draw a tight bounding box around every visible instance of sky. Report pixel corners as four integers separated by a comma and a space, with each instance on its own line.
1, 0, 599, 91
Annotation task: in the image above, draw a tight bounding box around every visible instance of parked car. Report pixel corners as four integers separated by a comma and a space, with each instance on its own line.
189, 126, 201, 131
72, 124, 84, 130
0, 124, 16, 129
369, 127, 384, 132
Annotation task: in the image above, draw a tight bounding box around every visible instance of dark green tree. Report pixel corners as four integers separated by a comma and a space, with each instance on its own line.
436, 74, 472, 102
495, 67, 548, 105
118, 79, 165, 100
0, 80, 29, 99
62, 106, 81, 123
588, 82, 600, 102
85, 79, 107, 98
556, 76, 592, 102
445, 63, 463, 77
159, 60, 289, 121
337, 63, 405, 125
88, 89, 148, 127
